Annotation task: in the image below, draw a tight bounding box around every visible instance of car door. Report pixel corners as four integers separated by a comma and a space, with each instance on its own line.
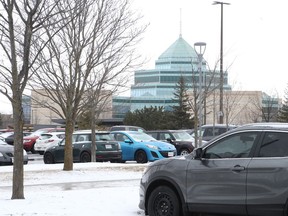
113, 133, 134, 161
186, 131, 259, 215
246, 131, 288, 216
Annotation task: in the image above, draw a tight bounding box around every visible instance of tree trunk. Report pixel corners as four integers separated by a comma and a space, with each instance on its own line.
11, 93, 24, 199
63, 118, 74, 171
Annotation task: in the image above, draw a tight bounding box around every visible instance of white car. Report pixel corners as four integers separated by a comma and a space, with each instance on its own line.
34, 132, 65, 155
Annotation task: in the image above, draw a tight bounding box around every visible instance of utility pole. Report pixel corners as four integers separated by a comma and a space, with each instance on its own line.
213, 1, 230, 124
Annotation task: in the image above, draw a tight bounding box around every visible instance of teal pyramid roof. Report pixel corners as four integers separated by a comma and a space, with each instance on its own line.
158, 35, 198, 59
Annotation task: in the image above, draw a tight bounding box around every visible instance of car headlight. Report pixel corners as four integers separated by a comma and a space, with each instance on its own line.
146, 144, 158, 150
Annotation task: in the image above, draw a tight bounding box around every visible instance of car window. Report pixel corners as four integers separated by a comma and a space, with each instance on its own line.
147, 132, 157, 139
163, 133, 172, 140
76, 134, 90, 142
114, 133, 123, 141
204, 132, 258, 159
110, 126, 125, 131
39, 134, 53, 140
96, 133, 113, 141
259, 132, 288, 157
56, 134, 65, 139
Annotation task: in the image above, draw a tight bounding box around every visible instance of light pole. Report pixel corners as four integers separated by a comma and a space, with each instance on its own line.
194, 42, 206, 147
213, 1, 230, 124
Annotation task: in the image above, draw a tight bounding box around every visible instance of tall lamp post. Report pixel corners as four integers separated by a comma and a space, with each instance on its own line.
194, 42, 206, 147
213, 1, 230, 124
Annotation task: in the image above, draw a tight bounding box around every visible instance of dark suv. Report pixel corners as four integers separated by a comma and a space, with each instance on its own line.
191, 124, 237, 141
146, 130, 194, 155
139, 123, 288, 216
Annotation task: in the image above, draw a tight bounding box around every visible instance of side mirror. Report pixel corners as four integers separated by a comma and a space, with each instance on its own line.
124, 139, 133, 144
193, 148, 204, 159
166, 138, 173, 143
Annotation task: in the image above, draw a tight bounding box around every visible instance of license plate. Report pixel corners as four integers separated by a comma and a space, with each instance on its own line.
105, 144, 112, 149
168, 152, 174, 157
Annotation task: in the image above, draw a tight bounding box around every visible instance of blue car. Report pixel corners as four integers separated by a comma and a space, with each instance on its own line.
110, 131, 176, 163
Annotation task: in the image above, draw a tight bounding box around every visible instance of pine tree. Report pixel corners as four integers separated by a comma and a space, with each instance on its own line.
171, 76, 194, 129
278, 85, 288, 122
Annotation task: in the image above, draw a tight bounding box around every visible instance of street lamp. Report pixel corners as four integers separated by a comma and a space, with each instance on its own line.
213, 1, 230, 124
194, 42, 206, 147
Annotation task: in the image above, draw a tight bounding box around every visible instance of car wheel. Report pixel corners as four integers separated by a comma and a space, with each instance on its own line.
148, 186, 181, 216
179, 148, 190, 156
44, 152, 55, 164
80, 152, 91, 163
31, 144, 36, 154
135, 150, 147, 163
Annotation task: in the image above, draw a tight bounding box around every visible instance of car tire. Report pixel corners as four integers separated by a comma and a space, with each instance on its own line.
30, 144, 36, 154
44, 152, 55, 164
135, 150, 148, 163
147, 186, 181, 216
80, 152, 91, 163
179, 148, 190, 156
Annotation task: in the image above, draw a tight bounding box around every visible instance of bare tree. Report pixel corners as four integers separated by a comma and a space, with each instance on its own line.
0, 0, 66, 199
187, 58, 218, 147
29, 0, 146, 170
250, 90, 280, 122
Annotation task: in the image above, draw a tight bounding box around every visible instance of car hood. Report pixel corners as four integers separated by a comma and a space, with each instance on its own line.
143, 141, 176, 150
23, 135, 39, 140
0, 143, 14, 151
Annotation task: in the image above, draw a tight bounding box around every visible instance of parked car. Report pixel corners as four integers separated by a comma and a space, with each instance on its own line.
0, 131, 31, 145
0, 140, 28, 165
0, 128, 13, 135
23, 128, 65, 153
146, 130, 194, 155
139, 123, 288, 216
43, 130, 122, 164
110, 125, 146, 132
110, 131, 176, 163
34, 132, 65, 155
191, 124, 237, 141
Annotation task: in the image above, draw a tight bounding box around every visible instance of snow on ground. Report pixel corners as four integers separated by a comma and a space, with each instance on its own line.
0, 162, 148, 216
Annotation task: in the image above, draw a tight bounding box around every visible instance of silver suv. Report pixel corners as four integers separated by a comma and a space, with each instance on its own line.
139, 123, 288, 216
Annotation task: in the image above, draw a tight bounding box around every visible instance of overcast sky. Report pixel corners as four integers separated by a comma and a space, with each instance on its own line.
1, 0, 287, 114
133, 0, 288, 95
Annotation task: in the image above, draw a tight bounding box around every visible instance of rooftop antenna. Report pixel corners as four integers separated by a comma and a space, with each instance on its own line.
179, 8, 182, 37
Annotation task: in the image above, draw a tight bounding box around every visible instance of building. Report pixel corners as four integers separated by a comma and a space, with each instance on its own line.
113, 35, 230, 118
30, 89, 113, 126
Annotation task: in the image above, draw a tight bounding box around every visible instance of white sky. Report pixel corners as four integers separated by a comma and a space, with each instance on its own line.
0, 162, 146, 216
133, 0, 288, 95
1, 0, 288, 114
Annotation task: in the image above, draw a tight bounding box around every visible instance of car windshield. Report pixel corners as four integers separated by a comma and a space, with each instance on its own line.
29, 129, 50, 137
171, 131, 193, 141
0, 132, 14, 139
96, 133, 114, 141
39, 134, 53, 140
129, 132, 156, 142
0, 140, 8, 145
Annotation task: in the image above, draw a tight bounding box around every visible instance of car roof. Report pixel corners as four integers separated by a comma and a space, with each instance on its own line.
40, 132, 65, 136
233, 122, 288, 131
201, 124, 237, 128
146, 130, 188, 132
73, 130, 110, 134
110, 130, 143, 134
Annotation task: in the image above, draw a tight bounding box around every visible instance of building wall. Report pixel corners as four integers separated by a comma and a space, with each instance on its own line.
30, 89, 113, 125
202, 91, 279, 125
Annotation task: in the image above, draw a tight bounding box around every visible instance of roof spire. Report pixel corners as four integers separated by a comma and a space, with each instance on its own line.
179, 8, 182, 38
